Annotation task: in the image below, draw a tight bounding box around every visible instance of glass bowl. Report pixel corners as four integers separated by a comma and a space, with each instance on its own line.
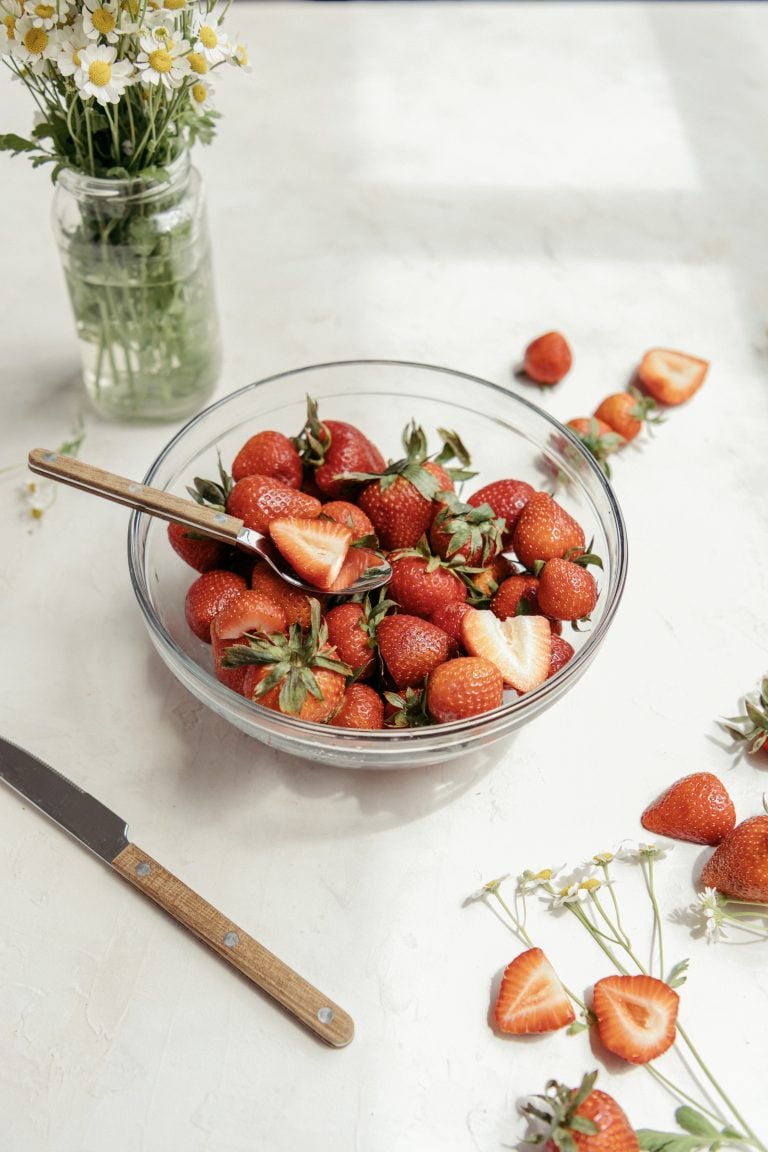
127, 359, 628, 769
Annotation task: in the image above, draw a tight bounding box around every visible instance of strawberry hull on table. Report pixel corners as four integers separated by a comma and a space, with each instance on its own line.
170, 399, 605, 732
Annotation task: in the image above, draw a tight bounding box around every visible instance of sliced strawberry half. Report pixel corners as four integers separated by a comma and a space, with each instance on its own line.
637, 348, 708, 406
324, 547, 386, 594
494, 947, 575, 1034
268, 516, 352, 591
210, 590, 287, 694
461, 608, 551, 692
592, 974, 679, 1064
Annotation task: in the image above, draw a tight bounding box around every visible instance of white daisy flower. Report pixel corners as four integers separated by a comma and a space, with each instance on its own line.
83, 0, 119, 44
517, 867, 560, 895
550, 882, 589, 909
10, 13, 56, 68
692, 887, 728, 943
0, 0, 23, 53
185, 46, 207, 76
22, 0, 67, 30
230, 38, 249, 71
21, 478, 56, 521
191, 10, 230, 64
135, 25, 189, 88
189, 75, 213, 114
75, 41, 133, 104
52, 14, 87, 75
616, 839, 673, 863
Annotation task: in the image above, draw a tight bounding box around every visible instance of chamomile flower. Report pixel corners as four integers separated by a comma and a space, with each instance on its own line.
11, 13, 56, 68
517, 867, 559, 895
693, 887, 728, 943
23, 0, 67, 30
616, 839, 672, 863
0, 0, 22, 53
52, 14, 88, 75
21, 478, 56, 521
191, 8, 230, 64
230, 38, 249, 70
83, 0, 119, 43
185, 47, 207, 75
189, 75, 212, 114
550, 882, 589, 909
75, 41, 133, 104
135, 24, 189, 88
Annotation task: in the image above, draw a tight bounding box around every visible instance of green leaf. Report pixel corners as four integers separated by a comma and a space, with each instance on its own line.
666, 958, 689, 988
674, 1109, 720, 1139
569, 1117, 599, 1135
636, 1131, 705, 1152
0, 132, 38, 156
565, 1019, 589, 1035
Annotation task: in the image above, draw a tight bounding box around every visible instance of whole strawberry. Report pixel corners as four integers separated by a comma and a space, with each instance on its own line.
548, 634, 575, 677
467, 477, 534, 541
295, 397, 386, 499
491, 574, 540, 620
231, 429, 303, 488
536, 556, 600, 623
324, 595, 392, 680
700, 813, 768, 903
184, 569, 248, 643
511, 491, 585, 571
388, 551, 467, 618
720, 675, 768, 755
167, 521, 229, 573
429, 601, 472, 656
329, 683, 385, 730
426, 656, 503, 722
594, 387, 661, 443
522, 1071, 639, 1152
428, 492, 505, 566
226, 474, 321, 533
566, 417, 624, 477
376, 614, 450, 690
641, 772, 736, 846
521, 331, 573, 385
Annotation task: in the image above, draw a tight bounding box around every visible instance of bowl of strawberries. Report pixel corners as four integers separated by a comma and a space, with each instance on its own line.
127, 359, 628, 768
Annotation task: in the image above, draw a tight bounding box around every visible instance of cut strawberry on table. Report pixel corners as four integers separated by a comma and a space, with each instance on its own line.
493, 946, 575, 1034
462, 607, 551, 693
700, 813, 768, 903
636, 347, 709, 406
641, 772, 736, 846
268, 516, 353, 591
521, 1071, 639, 1152
592, 974, 678, 1064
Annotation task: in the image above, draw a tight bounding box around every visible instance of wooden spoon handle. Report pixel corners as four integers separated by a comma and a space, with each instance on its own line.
112, 842, 354, 1048
28, 448, 246, 545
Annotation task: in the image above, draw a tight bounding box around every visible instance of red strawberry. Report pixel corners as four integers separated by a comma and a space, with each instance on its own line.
467, 555, 517, 600
521, 331, 572, 385
167, 521, 228, 573
700, 814, 768, 903
511, 492, 585, 571
461, 608, 551, 693
324, 546, 387, 594
536, 557, 599, 622
231, 430, 303, 488
522, 1072, 639, 1152
320, 500, 376, 538
268, 516, 352, 591
376, 614, 450, 690
296, 398, 386, 499
429, 601, 472, 656
184, 569, 247, 643
324, 596, 391, 680
641, 772, 736, 846
226, 474, 321, 534
426, 656, 504, 722
467, 478, 534, 542
225, 600, 352, 721
429, 493, 505, 566
493, 947, 575, 1034
250, 561, 314, 630
566, 417, 624, 477
388, 553, 467, 618
594, 388, 660, 443
491, 574, 540, 620
329, 683, 385, 730
210, 590, 287, 693
548, 634, 575, 677
592, 975, 678, 1065
637, 348, 709, 406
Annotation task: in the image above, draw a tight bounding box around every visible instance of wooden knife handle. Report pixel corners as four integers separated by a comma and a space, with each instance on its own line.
112, 842, 354, 1048
27, 448, 247, 545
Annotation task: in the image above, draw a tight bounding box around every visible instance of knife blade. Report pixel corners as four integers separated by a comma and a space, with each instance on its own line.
0, 737, 353, 1048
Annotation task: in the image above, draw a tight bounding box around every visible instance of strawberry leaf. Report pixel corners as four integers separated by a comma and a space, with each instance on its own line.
666, 958, 689, 989
674, 1109, 721, 1139
635, 1132, 706, 1152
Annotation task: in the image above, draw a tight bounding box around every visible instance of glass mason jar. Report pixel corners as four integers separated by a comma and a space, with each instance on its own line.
52, 152, 221, 422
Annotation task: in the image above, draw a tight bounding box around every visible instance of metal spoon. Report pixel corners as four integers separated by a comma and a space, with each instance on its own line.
28, 449, 392, 596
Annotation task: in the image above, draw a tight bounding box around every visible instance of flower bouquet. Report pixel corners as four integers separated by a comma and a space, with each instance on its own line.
0, 0, 248, 420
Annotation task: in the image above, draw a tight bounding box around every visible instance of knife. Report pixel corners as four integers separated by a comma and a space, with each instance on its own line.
0, 737, 353, 1048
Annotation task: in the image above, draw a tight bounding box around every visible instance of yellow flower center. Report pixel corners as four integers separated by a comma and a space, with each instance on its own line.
148, 47, 172, 73
163, 0, 185, 8
534, 869, 553, 880
198, 24, 217, 48
187, 50, 207, 74
91, 7, 116, 35
579, 878, 601, 892
191, 80, 206, 104
88, 58, 112, 86
234, 44, 247, 66
72, 47, 81, 65
122, 0, 140, 16
34, 3, 55, 18
2, 13, 17, 36
23, 25, 47, 53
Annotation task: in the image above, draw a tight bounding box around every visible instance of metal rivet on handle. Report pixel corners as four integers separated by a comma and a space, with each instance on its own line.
223, 931, 239, 948
213, 513, 227, 524
136, 861, 151, 877
317, 1006, 334, 1025
43, 452, 58, 463
128, 482, 143, 494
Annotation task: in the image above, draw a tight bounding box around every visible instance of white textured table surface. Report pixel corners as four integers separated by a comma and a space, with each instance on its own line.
2, 3, 768, 1149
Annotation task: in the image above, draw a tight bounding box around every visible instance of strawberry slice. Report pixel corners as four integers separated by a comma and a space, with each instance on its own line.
268, 516, 352, 591
211, 590, 288, 694
324, 547, 385, 594
494, 947, 575, 1034
592, 974, 678, 1064
637, 348, 708, 406
461, 608, 551, 692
